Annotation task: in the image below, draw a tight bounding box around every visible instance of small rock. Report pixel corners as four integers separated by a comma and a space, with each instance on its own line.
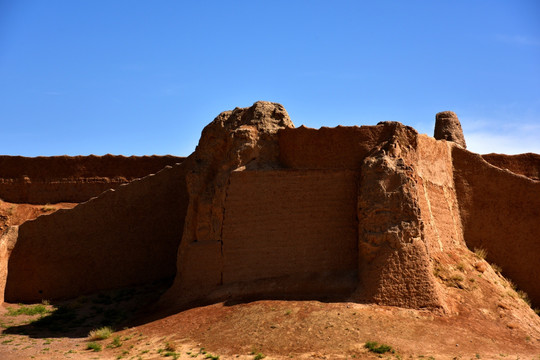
474, 261, 487, 273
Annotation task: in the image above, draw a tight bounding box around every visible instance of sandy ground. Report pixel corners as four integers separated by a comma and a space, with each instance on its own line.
0, 279, 538, 360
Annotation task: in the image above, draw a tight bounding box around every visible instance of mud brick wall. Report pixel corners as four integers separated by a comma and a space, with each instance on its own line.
222, 169, 358, 291
4, 162, 189, 302
0, 155, 184, 204
482, 153, 540, 181
453, 147, 540, 307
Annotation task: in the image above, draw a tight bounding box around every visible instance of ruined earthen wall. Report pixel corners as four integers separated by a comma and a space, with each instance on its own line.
222, 169, 358, 291
0, 155, 184, 204
163, 118, 450, 310
5, 101, 536, 315
453, 147, 540, 306
4, 161, 190, 302
416, 135, 464, 253
481, 153, 540, 181
354, 126, 446, 310
278, 125, 392, 169
0, 226, 18, 303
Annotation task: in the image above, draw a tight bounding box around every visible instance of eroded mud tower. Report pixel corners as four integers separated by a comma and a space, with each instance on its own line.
434, 111, 466, 148
0, 101, 539, 313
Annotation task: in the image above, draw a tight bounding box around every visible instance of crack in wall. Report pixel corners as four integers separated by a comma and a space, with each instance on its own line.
218, 176, 233, 286
422, 180, 443, 252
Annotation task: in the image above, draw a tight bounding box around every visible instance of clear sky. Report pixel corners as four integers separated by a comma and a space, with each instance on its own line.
1, 0, 539, 156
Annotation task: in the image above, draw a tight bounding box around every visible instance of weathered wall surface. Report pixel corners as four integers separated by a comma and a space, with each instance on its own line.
453, 147, 540, 306
163, 102, 296, 306
162, 110, 450, 311
222, 169, 358, 292
355, 124, 446, 310
0, 226, 18, 303
0, 155, 184, 204
168, 168, 359, 305
4, 161, 190, 302
416, 135, 465, 254
278, 125, 392, 169
482, 153, 540, 181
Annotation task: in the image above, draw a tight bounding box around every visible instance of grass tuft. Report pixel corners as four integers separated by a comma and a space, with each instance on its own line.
364, 341, 394, 354
163, 351, 180, 359
517, 290, 532, 307
7, 304, 49, 316
88, 326, 113, 340
41, 204, 56, 212
86, 342, 102, 352
490, 263, 503, 274
474, 248, 487, 260
107, 336, 122, 348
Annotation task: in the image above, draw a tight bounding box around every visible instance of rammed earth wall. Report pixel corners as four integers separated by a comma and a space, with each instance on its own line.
0, 155, 184, 204
1, 102, 539, 310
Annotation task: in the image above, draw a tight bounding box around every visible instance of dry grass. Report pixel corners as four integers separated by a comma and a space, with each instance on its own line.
474, 248, 487, 260
88, 326, 113, 341
40, 204, 56, 212
490, 263, 503, 274
517, 290, 532, 307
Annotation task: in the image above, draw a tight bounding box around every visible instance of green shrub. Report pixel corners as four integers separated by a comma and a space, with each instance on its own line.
163, 351, 180, 359
107, 336, 122, 348
86, 342, 102, 352
7, 304, 49, 316
364, 341, 394, 354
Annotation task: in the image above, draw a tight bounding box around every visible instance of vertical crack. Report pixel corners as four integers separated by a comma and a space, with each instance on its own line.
218, 175, 232, 286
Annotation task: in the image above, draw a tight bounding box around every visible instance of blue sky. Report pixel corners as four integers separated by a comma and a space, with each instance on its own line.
1, 0, 539, 156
